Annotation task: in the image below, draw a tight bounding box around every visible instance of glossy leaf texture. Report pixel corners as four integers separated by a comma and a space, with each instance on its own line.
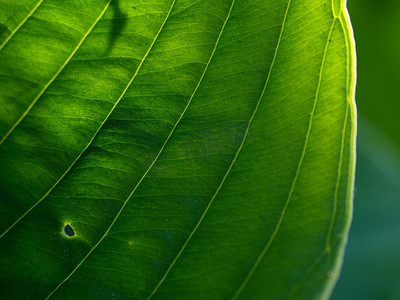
0, 0, 356, 299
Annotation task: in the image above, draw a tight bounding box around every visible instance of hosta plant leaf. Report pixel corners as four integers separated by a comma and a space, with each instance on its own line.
0, 0, 356, 299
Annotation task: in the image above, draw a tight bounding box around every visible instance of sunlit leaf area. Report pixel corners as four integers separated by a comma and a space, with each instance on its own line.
0, 1, 358, 299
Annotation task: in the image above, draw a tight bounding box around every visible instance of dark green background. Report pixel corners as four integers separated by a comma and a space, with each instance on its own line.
332, 0, 400, 299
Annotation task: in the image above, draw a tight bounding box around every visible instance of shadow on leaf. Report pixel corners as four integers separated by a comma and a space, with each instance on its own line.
106, 0, 127, 54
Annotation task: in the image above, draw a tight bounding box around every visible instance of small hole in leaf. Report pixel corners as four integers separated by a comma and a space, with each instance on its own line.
63, 224, 75, 237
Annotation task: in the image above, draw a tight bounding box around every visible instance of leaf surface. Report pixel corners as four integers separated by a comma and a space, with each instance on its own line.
332, 1, 400, 297
0, 0, 356, 299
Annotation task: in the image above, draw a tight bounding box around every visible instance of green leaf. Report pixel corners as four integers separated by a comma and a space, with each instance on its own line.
332, 0, 400, 297
0, 0, 356, 299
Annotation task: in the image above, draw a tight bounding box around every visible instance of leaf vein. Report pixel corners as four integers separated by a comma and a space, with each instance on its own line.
232, 16, 336, 300
46, 0, 236, 297
0, 0, 176, 239
0, 0, 112, 145
0, 0, 44, 50
0, 1, 114, 239
147, 0, 292, 298
43, 1, 180, 297
286, 102, 350, 300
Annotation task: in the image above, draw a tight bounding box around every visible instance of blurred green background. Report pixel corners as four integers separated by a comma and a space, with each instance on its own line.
332, 0, 400, 299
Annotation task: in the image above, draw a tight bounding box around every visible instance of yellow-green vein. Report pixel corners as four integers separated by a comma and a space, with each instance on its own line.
46, 0, 238, 297
0, 0, 44, 50
287, 103, 350, 300
0, 0, 112, 145
232, 13, 336, 300
320, 5, 358, 298
287, 6, 358, 296
0, 0, 172, 239
148, 0, 292, 298
44, 0, 178, 297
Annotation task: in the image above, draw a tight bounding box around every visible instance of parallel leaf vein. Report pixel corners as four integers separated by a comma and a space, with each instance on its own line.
0, 0, 114, 239
43, 0, 181, 297
287, 103, 350, 300
45, 0, 239, 297
0, 0, 169, 239
0, 0, 112, 145
232, 17, 336, 300
148, 0, 292, 298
